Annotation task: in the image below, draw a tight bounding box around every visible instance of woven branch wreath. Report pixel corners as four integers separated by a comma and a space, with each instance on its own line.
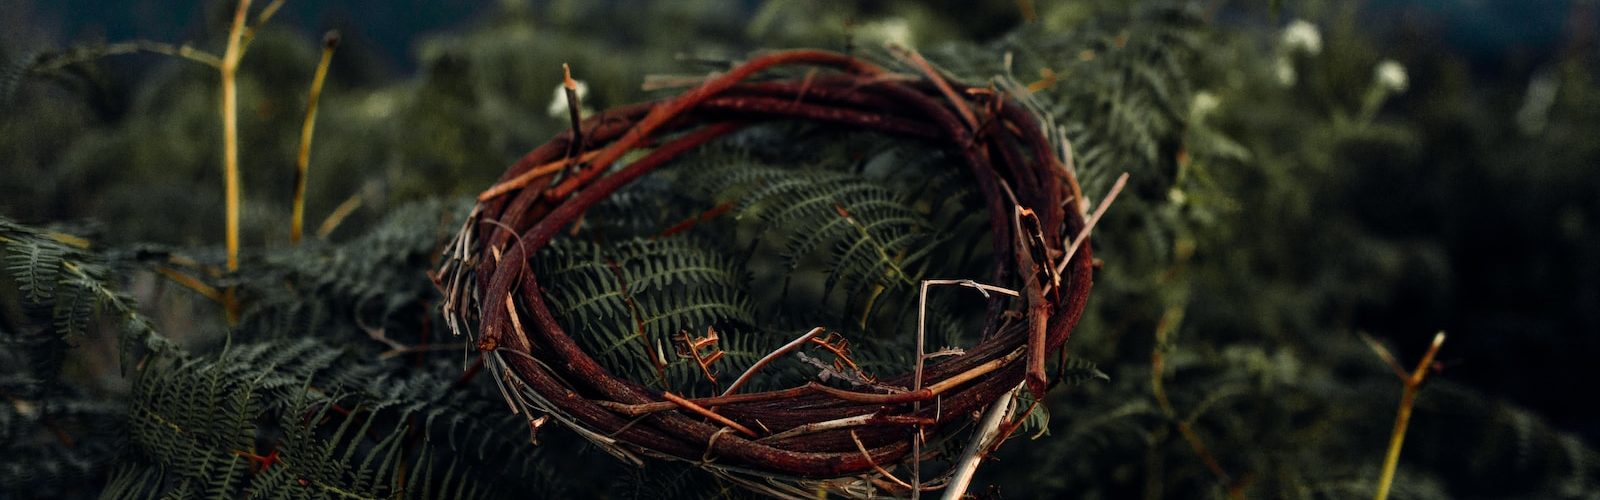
437, 49, 1097, 496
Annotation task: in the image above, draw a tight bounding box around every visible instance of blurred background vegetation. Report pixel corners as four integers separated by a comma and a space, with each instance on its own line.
2, 0, 1598, 498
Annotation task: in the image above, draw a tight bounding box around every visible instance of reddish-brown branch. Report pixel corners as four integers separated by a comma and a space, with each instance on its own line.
662, 391, 758, 438
546, 51, 887, 201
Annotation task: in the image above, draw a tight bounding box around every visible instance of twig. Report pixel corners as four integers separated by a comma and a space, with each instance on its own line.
811, 349, 1022, 404
661, 392, 757, 438
851, 430, 914, 491
1373, 332, 1447, 500
762, 413, 875, 443
562, 63, 584, 158
914, 279, 1021, 497
291, 31, 339, 245
544, 51, 883, 202
597, 349, 1024, 416
1054, 172, 1129, 277
889, 44, 978, 131
31, 41, 220, 71
722, 327, 825, 396
239, 0, 286, 50
477, 149, 608, 202
503, 295, 528, 351
1056, 125, 1086, 214
942, 382, 1024, 500
675, 327, 727, 388
1359, 332, 1411, 381
759, 412, 933, 443
1006, 201, 1052, 399
316, 192, 363, 238
155, 267, 225, 304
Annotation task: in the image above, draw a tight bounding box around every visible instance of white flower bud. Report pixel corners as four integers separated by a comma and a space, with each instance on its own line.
1191, 91, 1221, 118
547, 79, 590, 118
1276, 58, 1297, 86
1375, 60, 1408, 93
860, 18, 914, 48
1281, 20, 1323, 55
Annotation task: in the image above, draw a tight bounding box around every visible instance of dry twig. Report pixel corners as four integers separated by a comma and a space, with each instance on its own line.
942, 382, 1025, 500
291, 31, 339, 244
1369, 331, 1447, 500
723, 327, 825, 396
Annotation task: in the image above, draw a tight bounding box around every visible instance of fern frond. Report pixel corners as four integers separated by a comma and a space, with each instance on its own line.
109, 338, 556, 499
4, 238, 63, 304
0, 49, 41, 109
1, 216, 168, 356
534, 236, 761, 392
1060, 356, 1112, 386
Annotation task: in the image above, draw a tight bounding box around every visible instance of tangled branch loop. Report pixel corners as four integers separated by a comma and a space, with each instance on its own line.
438, 49, 1097, 492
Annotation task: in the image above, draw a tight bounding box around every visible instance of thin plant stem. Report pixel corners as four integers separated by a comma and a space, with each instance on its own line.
1151, 305, 1235, 487
30, 41, 220, 71
478, 149, 608, 202
238, 0, 285, 52
220, 0, 251, 271
218, 0, 253, 326
758, 412, 932, 443
154, 267, 226, 304
1054, 172, 1129, 277
721, 327, 825, 396
1373, 331, 1447, 500
291, 31, 338, 244
660, 392, 757, 438
316, 193, 363, 238
914, 279, 1020, 497
851, 430, 914, 491
562, 63, 584, 157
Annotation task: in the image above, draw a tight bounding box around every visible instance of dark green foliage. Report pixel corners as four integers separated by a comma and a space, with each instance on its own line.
1, 218, 160, 498
3, 0, 1600, 498
235, 199, 469, 344
961, 2, 1600, 498
533, 236, 764, 393
1, 217, 169, 360
674, 148, 936, 316
103, 338, 556, 499
0, 49, 42, 110
2, 207, 580, 499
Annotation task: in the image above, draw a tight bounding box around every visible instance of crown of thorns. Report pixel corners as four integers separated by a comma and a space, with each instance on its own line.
437, 48, 1100, 497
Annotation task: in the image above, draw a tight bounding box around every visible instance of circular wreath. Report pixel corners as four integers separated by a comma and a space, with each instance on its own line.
438, 49, 1096, 496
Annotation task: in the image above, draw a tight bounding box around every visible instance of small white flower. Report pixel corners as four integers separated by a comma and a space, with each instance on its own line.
860, 18, 914, 48
1191, 91, 1221, 118
1280, 19, 1323, 55
1275, 58, 1297, 86
360, 91, 398, 118
1375, 60, 1408, 93
547, 79, 590, 118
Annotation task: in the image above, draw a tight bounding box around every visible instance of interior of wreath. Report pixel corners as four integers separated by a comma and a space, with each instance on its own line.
532, 124, 994, 398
